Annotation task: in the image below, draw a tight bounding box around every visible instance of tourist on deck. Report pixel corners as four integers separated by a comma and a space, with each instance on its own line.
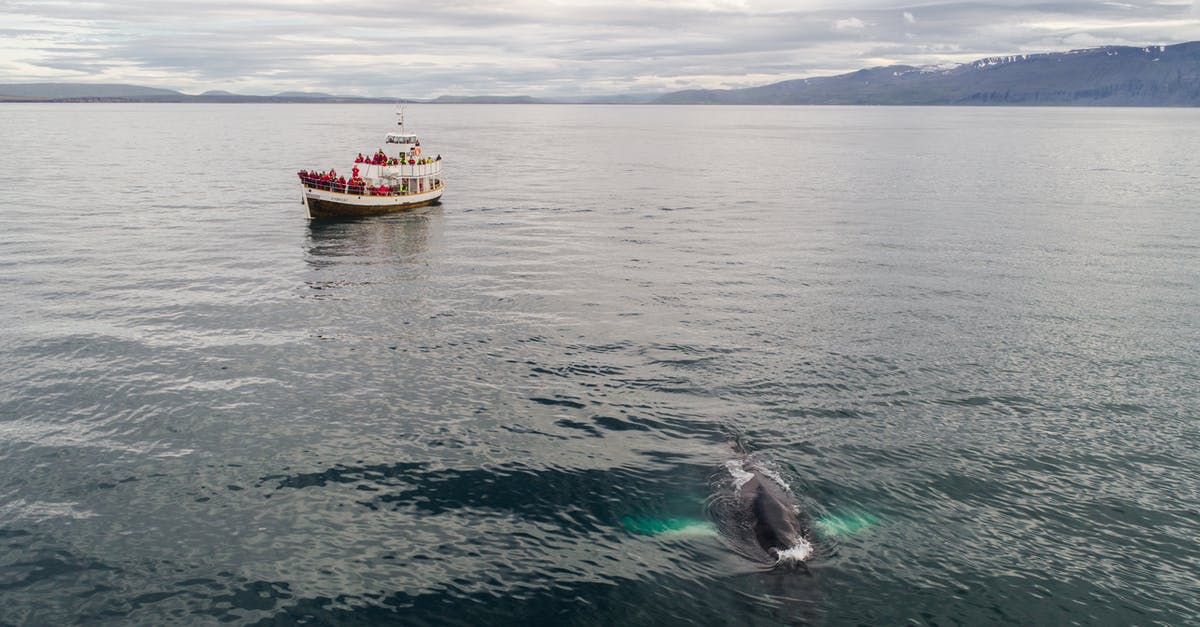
354, 153, 364, 163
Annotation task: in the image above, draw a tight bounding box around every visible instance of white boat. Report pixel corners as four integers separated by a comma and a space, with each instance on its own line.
299, 111, 444, 218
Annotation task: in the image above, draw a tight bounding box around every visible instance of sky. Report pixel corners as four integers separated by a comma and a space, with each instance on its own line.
2, 0, 1199, 98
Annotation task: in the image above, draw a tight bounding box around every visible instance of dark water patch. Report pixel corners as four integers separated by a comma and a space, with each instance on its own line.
347, 462, 712, 535
564, 341, 633, 354
529, 363, 627, 379
259, 461, 426, 491
497, 422, 573, 441
590, 415, 652, 433
74, 578, 296, 624
529, 396, 588, 410
926, 394, 1047, 419
0, 548, 117, 593
754, 406, 872, 423
554, 418, 603, 438
246, 570, 819, 627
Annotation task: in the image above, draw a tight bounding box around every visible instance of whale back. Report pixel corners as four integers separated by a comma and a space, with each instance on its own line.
711, 457, 815, 566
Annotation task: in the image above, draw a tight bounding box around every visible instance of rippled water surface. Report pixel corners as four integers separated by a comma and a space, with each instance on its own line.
1, 104, 1198, 625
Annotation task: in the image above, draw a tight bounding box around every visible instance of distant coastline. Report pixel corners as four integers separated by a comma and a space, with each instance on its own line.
5, 41, 1199, 106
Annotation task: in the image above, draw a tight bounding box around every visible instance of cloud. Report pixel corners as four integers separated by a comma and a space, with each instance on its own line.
834, 17, 866, 31
0, 0, 1198, 97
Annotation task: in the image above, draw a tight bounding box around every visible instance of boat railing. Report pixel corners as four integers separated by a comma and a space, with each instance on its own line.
300, 179, 444, 197
382, 162, 442, 176
355, 162, 443, 176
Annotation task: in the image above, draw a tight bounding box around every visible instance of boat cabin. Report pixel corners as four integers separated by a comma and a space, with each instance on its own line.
385, 133, 419, 149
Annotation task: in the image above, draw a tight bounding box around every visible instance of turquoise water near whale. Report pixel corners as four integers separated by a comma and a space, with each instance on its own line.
1, 103, 1198, 625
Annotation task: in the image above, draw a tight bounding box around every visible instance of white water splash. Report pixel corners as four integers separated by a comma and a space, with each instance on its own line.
724, 459, 754, 490
154, 448, 195, 458
758, 466, 792, 493
727, 457, 792, 493
775, 537, 814, 563
0, 497, 97, 523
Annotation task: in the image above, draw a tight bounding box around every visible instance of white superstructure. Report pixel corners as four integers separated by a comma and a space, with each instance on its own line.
298, 109, 445, 219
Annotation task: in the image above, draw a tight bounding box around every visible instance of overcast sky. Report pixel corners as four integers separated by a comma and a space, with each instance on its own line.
2, 0, 1199, 97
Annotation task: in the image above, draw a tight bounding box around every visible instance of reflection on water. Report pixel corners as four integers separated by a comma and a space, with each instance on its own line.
305, 209, 439, 266
304, 210, 440, 299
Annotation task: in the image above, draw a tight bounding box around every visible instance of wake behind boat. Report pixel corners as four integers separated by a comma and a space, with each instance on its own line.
298, 110, 444, 218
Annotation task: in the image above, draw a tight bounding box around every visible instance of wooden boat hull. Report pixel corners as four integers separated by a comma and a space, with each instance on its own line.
303, 185, 444, 218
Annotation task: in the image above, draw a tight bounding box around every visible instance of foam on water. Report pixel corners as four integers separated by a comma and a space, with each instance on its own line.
724, 459, 754, 490
0, 420, 186, 457
726, 457, 792, 493
756, 466, 792, 493
0, 497, 97, 522
774, 537, 815, 563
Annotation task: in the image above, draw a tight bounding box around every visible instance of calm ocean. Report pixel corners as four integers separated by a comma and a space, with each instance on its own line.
1, 103, 1198, 625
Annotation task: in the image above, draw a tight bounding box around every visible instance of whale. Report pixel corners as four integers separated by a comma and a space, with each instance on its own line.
621, 447, 875, 563
713, 457, 816, 566
742, 465, 814, 562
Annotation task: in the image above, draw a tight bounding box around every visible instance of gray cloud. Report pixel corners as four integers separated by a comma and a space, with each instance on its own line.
1, 0, 1197, 96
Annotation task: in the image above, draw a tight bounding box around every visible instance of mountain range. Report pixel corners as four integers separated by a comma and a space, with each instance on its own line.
656, 42, 1200, 105
3, 41, 1199, 106
0, 83, 406, 103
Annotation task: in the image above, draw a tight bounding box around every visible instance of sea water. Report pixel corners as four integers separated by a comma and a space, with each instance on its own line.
0, 103, 1198, 624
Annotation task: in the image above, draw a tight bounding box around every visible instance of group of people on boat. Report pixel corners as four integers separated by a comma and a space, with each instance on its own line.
297, 166, 408, 196
355, 149, 441, 167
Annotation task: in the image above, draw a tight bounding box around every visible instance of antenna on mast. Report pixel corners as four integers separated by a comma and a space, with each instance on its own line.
395, 104, 406, 132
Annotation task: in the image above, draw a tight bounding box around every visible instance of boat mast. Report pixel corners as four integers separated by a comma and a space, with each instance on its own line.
396, 104, 406, 133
